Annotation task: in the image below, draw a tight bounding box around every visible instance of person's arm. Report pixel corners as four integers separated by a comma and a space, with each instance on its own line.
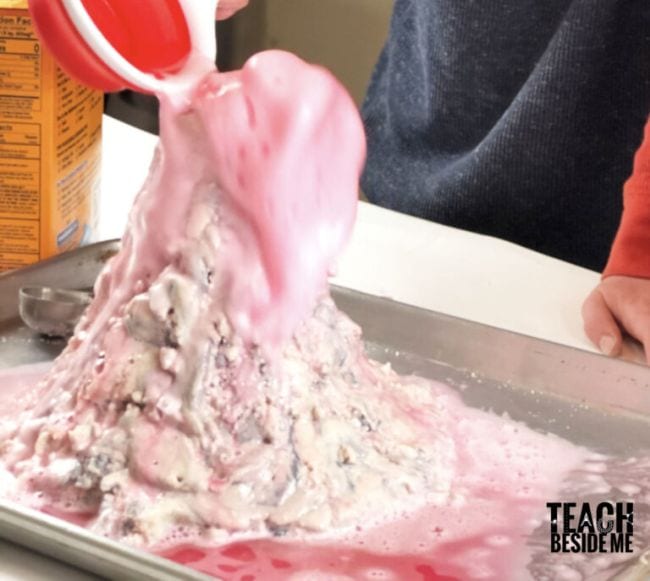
216, 0, 249, 20
582, 116, 650, 360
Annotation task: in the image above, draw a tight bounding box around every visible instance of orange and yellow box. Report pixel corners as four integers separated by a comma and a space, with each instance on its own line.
0, 0, 102, 271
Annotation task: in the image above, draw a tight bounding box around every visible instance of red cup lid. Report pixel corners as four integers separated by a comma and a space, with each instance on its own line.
28, 0, 192, 93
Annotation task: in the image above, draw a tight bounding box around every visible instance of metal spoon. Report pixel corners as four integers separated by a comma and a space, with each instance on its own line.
19, 286, 93, 337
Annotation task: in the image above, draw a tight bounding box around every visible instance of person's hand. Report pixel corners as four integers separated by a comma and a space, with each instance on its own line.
582, 275, 650, 362
216, 0, 249, 20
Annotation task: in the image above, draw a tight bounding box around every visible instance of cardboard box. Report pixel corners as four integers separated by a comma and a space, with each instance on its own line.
0, 0, 102, 271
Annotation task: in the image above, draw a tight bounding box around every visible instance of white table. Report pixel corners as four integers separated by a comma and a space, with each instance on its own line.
0, 116, 604, 579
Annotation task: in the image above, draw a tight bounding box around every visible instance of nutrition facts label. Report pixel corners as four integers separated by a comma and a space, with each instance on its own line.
0, 13, 41, 113
0, 122, 40, 218
0, 13, 41, 267
0, 7, 101, 271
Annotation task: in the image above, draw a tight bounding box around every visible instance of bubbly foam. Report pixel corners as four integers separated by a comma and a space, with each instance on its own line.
0, 1, 647, 577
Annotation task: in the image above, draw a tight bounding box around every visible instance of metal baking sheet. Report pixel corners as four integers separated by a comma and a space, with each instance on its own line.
0, 240, 120, 369
0, 241, 649, 580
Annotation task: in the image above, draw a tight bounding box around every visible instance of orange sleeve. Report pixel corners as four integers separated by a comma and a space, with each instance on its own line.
603, 117, 650, 278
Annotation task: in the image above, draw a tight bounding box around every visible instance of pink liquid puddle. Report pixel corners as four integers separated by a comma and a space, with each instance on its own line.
152, 451, 551, 581
160, 538, 463, 580
157, 510, 531, 581
0, 363, 590, 581
149, 377, 585, 580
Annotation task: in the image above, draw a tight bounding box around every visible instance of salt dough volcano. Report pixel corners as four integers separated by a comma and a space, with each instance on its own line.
0, 51, 454, 545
